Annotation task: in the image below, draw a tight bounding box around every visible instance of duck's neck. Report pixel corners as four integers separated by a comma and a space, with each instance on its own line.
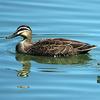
16, 38, 33, 53
23, 38, 32, 43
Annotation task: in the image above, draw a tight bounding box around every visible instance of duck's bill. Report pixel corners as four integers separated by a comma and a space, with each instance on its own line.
5, 32, 19, 39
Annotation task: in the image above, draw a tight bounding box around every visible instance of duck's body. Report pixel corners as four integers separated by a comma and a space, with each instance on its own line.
6, 25, 96, 57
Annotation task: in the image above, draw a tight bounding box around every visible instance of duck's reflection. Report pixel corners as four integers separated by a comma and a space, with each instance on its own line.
32, 54, 91, 65
16, 53, 32, 77
16, 53, 91, 77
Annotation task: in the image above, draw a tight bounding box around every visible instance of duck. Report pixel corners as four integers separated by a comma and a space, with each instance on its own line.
6, 25, 96, 57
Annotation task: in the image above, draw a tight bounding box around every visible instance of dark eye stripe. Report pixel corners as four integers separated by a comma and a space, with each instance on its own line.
17, 28, 30, 33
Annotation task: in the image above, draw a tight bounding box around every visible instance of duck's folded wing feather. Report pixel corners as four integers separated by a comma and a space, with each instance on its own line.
31, 44, 77, 56
34, 38, 95, 48
27, 38, 96, 56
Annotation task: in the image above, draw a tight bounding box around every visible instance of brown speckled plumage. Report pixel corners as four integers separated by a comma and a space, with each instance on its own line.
6, 25, 96, 57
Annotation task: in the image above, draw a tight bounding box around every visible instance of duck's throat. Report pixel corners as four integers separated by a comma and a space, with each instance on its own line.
16, 39, 32, 54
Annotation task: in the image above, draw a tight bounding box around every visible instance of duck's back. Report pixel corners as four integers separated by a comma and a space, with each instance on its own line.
26, 38, 96, 57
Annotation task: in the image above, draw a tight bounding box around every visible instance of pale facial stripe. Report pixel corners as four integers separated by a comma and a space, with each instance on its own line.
16, 30, 26, 35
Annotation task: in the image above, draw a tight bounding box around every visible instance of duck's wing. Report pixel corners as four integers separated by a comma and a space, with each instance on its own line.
30, 38, 96, 56
51, 38, 96, 52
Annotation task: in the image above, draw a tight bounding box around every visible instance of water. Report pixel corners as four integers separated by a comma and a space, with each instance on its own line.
0, 0, 100, 100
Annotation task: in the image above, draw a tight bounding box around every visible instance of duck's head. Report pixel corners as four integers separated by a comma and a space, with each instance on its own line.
6, 25, 32, 40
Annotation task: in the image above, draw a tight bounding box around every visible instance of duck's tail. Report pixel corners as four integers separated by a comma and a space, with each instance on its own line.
78, 44, 96, 54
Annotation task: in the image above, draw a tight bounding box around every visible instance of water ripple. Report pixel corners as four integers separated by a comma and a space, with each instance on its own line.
0, 0, 100, 100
